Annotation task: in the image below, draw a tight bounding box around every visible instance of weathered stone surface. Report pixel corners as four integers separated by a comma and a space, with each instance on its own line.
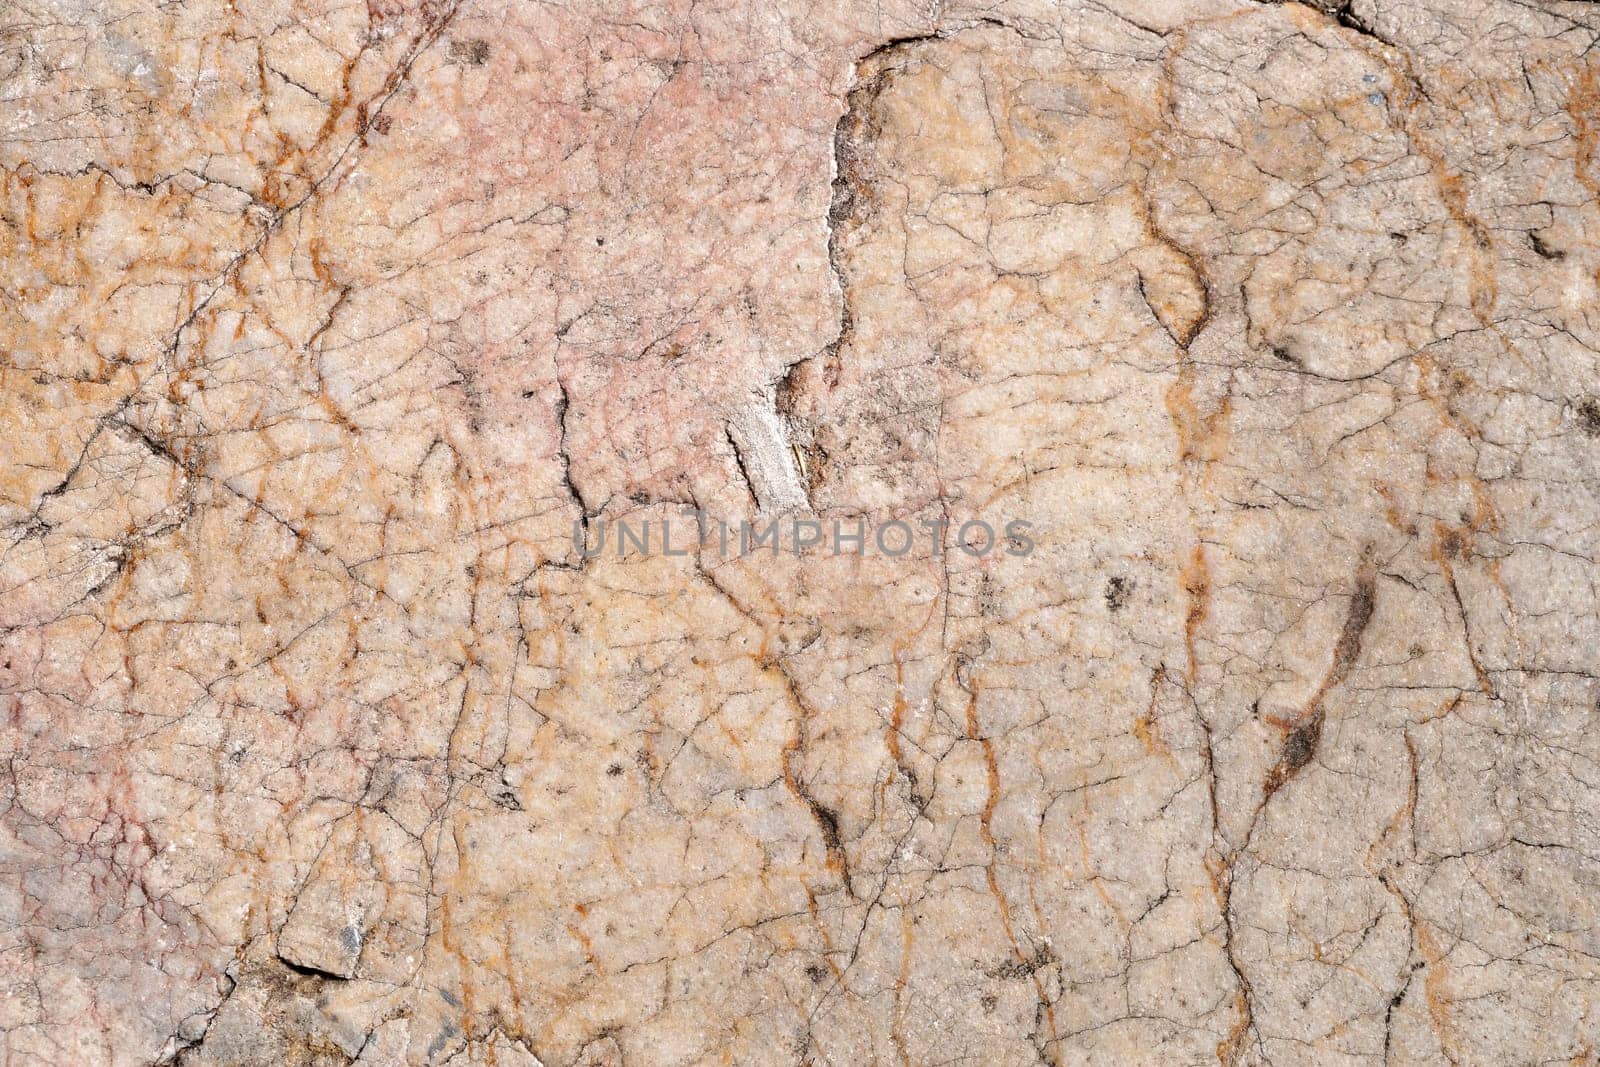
4, 0, 1600, 1063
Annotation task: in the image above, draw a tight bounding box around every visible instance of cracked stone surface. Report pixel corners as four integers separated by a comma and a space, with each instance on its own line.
4, 0, 1600, 1063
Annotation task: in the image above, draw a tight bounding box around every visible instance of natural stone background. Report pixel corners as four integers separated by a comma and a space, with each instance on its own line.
3, 0, 1600, 1063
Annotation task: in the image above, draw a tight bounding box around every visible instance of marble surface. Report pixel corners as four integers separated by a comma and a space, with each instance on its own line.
4, 0, 1600, 1063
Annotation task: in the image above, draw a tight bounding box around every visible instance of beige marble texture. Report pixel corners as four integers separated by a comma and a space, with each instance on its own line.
4, 0, 1600, 1063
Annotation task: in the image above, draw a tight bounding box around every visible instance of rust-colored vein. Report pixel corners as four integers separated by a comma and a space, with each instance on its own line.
1264, 564, 1376, 799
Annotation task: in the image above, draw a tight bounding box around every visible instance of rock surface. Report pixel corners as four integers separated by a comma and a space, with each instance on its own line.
4, 0, 1600, 1063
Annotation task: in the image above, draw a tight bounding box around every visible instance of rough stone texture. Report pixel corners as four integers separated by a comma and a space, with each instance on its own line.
4, 0, 1600, 1063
